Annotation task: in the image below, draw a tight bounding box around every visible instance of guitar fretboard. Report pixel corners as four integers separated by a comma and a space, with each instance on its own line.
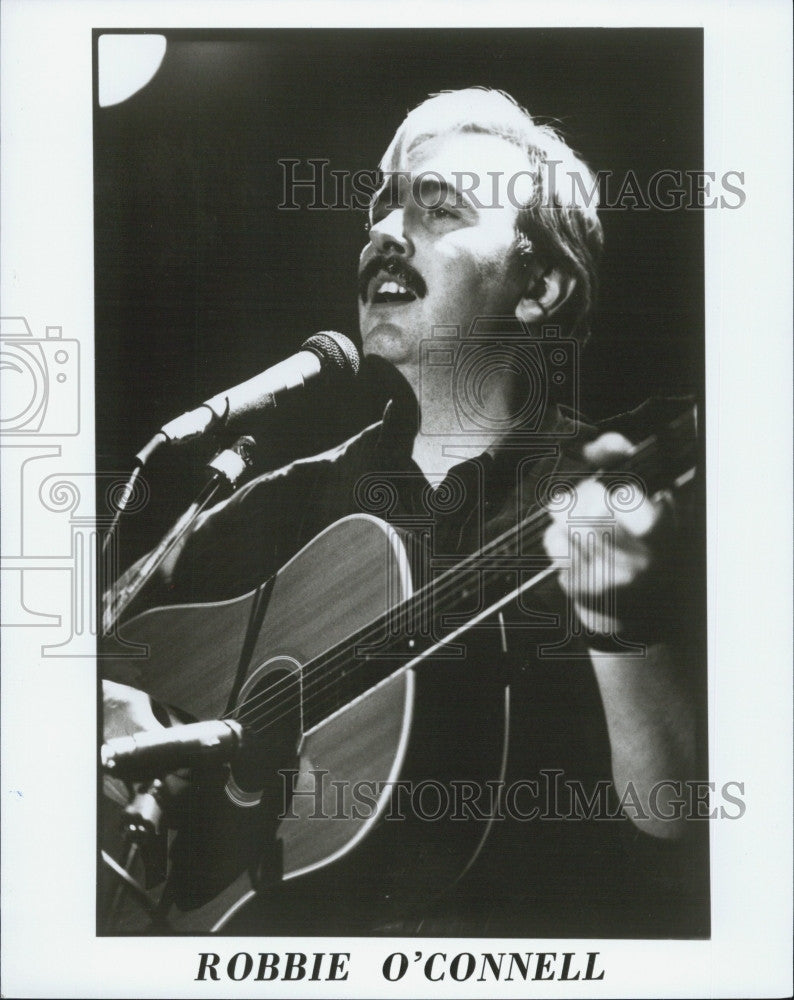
232, 406, 697, 739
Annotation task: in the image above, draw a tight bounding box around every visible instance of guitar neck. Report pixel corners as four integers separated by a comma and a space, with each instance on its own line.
243, 405, 698, 738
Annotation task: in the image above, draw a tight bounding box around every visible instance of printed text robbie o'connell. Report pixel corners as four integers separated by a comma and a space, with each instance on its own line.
194, 949, 605, 983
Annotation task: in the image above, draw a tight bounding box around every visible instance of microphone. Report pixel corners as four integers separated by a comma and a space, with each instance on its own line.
158, 331, 360, 446
101, 718, 246, 779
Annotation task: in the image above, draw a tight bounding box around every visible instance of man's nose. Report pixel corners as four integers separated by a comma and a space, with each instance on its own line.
369, 208, 413, 257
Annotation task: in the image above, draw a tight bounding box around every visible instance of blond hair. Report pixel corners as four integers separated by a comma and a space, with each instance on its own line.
380, 88, 604, 342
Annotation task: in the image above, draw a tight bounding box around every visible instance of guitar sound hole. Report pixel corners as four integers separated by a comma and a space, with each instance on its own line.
230, 667, 301, 795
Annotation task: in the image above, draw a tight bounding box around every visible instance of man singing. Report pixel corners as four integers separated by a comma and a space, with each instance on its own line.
102, 88, 707, 937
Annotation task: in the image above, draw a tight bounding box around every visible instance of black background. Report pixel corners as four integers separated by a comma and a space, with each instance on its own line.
94, 29, 703, 563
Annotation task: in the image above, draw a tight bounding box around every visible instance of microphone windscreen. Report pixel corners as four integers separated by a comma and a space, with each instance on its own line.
302, 331, 360, 378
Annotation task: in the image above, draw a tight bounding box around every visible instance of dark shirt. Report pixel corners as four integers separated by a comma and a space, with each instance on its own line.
118, 397, 709, 938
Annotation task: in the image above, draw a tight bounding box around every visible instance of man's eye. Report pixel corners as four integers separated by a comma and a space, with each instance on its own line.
428, 205, 455, 220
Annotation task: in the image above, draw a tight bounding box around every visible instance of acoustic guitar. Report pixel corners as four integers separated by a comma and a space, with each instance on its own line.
100, 404, 697, 933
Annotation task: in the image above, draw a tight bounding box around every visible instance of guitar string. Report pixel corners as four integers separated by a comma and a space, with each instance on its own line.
227, 421, 692, 736
235, 487, 630, 737
228, 430, 686, 737
224, 416, 694, 738
228, 503, 555, 734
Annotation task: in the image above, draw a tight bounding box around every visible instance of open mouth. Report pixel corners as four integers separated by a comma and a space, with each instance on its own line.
359, 257, 426, 305
370, 276, 418, 305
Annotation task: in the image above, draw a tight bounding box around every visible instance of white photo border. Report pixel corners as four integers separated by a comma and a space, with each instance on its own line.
1, 1, 791, 997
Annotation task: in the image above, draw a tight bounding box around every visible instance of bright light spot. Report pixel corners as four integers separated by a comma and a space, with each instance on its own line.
98, 34, 167, 108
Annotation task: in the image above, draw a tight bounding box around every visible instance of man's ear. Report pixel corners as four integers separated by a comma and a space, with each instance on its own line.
515, 266, 577, 325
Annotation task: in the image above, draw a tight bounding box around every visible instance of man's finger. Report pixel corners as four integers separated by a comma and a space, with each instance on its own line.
615, 488, 675, 539
582, 431, 634, 466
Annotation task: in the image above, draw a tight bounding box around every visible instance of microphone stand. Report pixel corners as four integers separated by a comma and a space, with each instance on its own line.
101, 435, 255, 638
100, 435, 256, 931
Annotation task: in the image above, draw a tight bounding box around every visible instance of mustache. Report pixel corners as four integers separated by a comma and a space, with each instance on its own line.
358, 255, 427, 303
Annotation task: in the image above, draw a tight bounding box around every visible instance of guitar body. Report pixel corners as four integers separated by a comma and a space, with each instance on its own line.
102, 514, 509, 933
